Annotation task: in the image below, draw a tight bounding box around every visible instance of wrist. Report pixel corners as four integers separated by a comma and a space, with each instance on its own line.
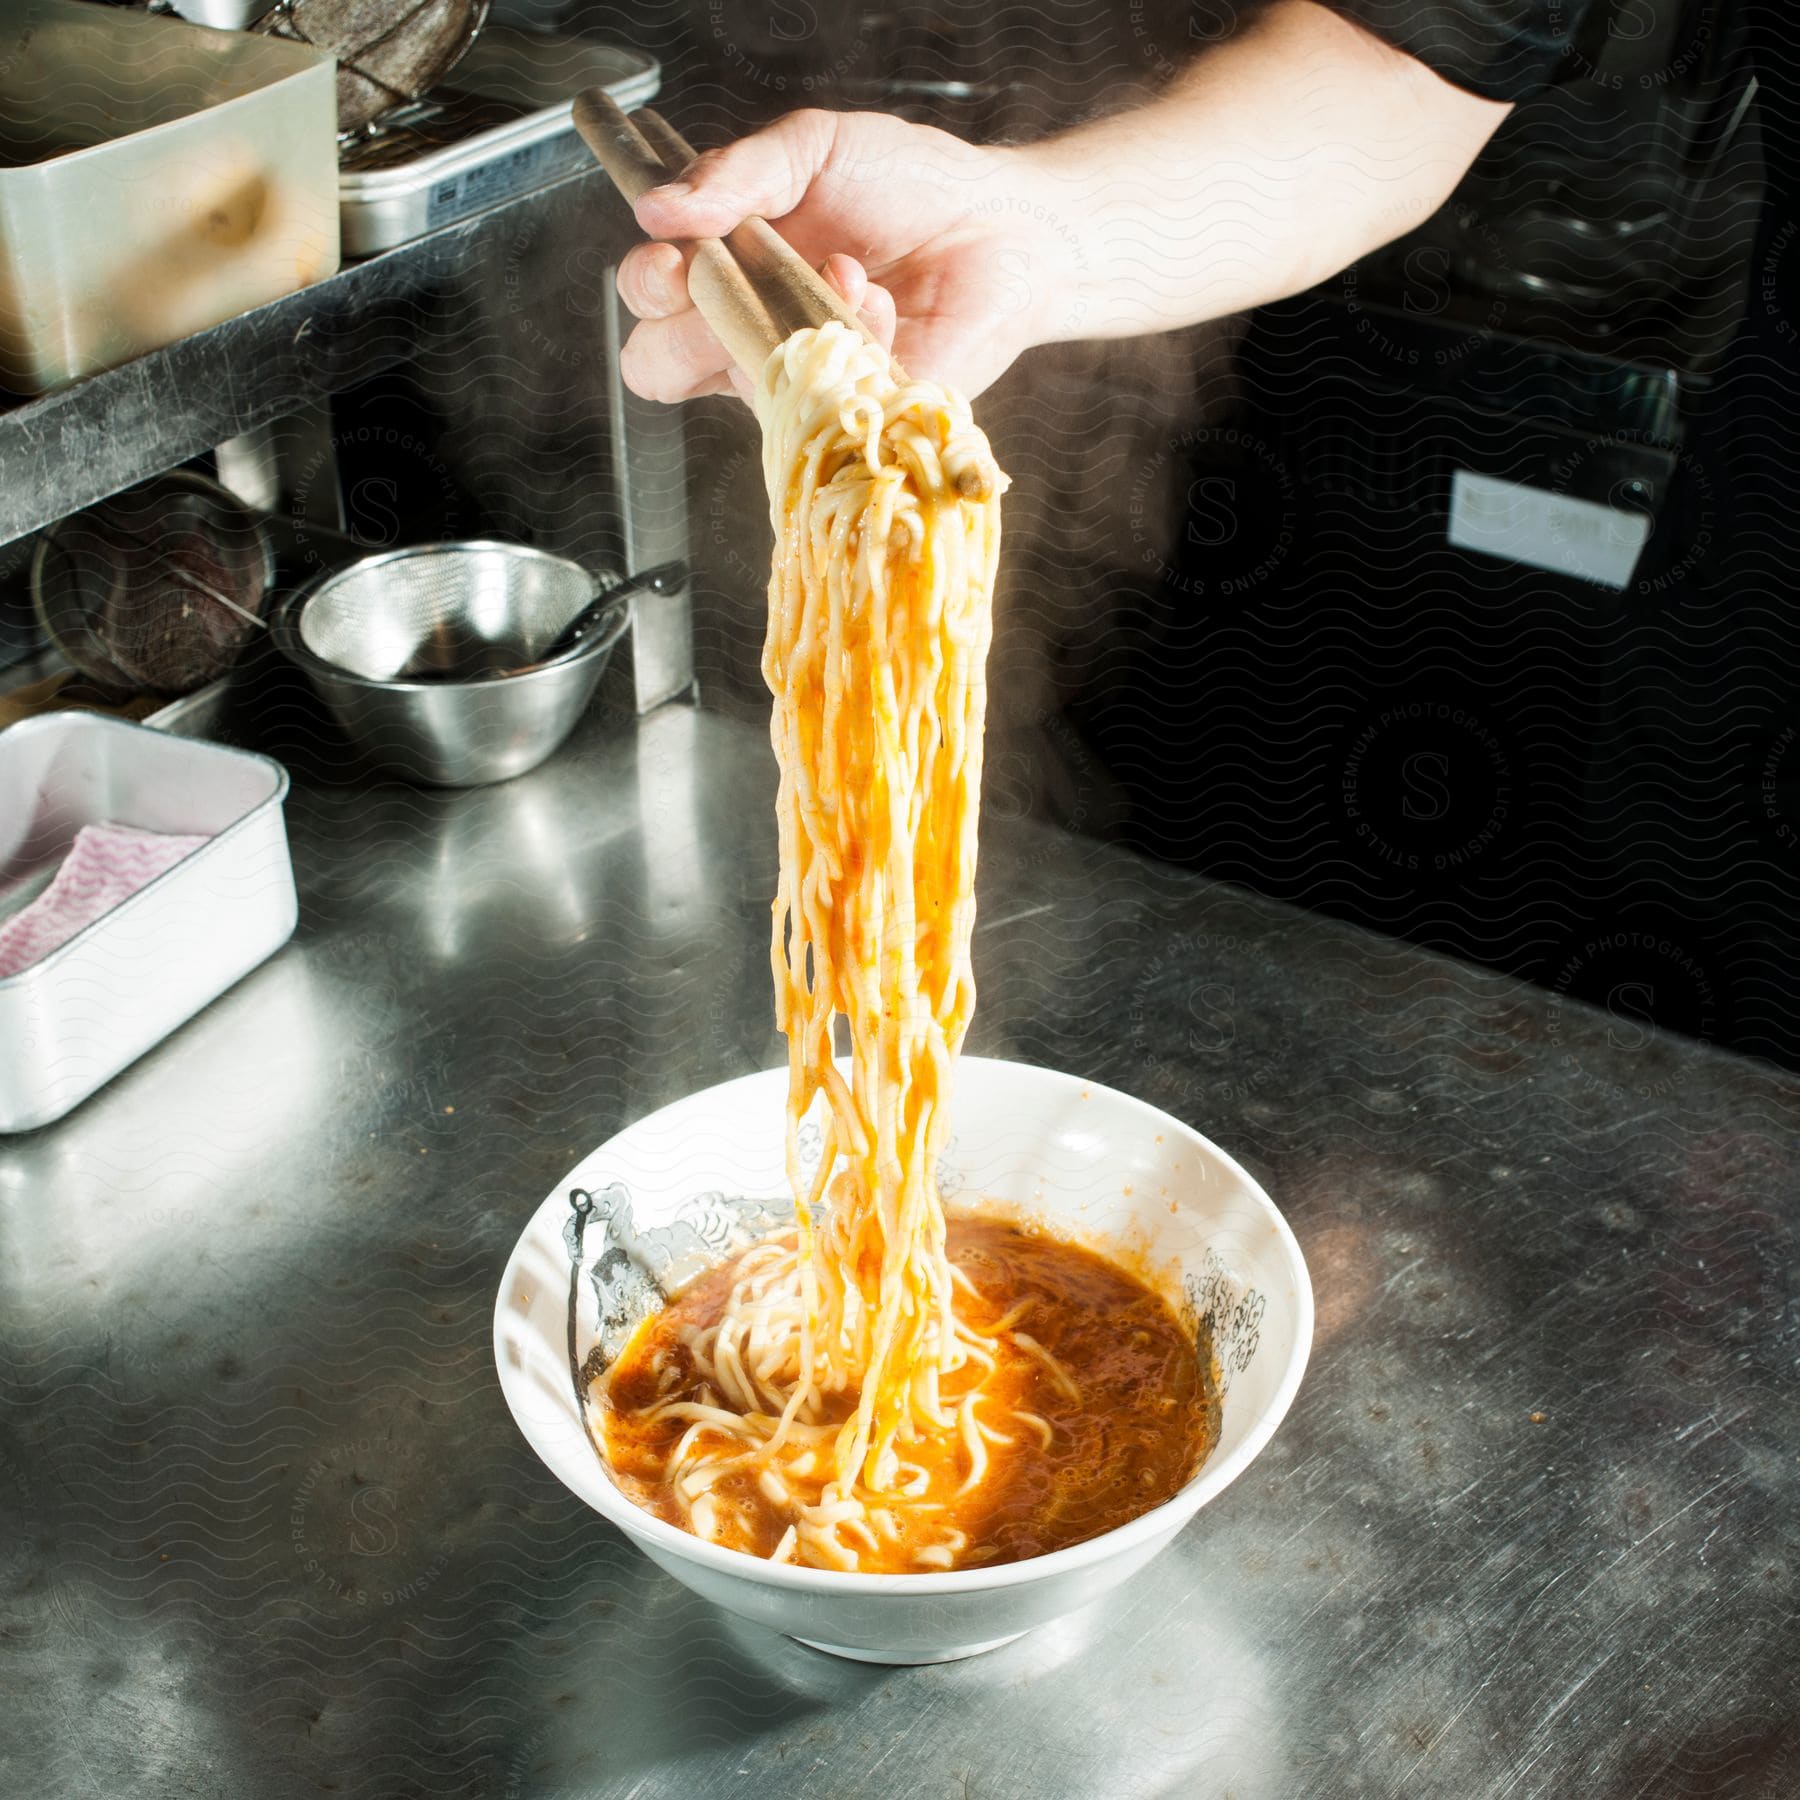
985, 142, 1101, 350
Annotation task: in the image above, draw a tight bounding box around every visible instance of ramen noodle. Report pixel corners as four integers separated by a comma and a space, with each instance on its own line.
600, 324, 1214, 1570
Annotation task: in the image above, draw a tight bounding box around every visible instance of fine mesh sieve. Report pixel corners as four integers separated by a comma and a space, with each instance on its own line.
272, 541, 646, 785
256, 0, 491, 136
31, 471, 273, 697
295, 541, 597, 682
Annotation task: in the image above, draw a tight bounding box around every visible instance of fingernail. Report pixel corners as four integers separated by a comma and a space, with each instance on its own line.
647, 180, 692, 201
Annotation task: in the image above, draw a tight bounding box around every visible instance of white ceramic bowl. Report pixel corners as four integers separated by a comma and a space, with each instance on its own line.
493, 1058, 1312, 1663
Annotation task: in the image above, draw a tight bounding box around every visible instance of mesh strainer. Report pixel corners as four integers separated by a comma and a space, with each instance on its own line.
256, 0, 491, 136
31, 472, 274, 698
292, 540, 600, 681
271, 541, 647, 786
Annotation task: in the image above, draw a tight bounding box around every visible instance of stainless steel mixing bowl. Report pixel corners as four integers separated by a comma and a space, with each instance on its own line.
272, 541, 633, 787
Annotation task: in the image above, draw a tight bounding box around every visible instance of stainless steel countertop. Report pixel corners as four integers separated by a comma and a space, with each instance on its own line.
2, 702, 1796, 1798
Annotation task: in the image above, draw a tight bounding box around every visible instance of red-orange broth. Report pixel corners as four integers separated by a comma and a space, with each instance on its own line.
599, 1215, 1221, 1572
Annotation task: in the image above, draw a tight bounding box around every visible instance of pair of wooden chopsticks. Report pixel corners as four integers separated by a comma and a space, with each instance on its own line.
571, 93, 885, 388
570, 91, 997, 502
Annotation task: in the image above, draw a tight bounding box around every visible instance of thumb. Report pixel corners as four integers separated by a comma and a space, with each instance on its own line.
635, 110, 841, 239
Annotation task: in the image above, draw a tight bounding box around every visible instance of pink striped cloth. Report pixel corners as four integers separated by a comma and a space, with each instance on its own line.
0, 823, 209, 979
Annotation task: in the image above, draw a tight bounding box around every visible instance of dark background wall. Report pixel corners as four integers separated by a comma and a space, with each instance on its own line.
539, 0, 1798, 1072
31, 0, 1776, 1072
1071, 0, 1800, 1074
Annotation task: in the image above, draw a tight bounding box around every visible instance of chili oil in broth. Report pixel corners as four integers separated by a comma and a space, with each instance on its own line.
600, 1215, 1222, 1573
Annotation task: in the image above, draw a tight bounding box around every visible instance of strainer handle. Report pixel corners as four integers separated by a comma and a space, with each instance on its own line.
527, 560, 686, 672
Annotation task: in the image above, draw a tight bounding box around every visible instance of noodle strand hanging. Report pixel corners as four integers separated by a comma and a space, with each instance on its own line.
597, 335, 1220, 1575
759, 323, 1003, 1551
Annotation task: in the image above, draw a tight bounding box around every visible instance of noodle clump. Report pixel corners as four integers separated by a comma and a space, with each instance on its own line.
607, 322, 1018, 1570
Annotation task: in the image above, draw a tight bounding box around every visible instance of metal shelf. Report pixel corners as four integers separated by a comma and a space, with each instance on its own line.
0, 167, 628, 549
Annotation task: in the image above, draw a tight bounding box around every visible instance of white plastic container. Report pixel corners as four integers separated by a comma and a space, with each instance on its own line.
0, 714, 297, 1132
0, 0, 340, 394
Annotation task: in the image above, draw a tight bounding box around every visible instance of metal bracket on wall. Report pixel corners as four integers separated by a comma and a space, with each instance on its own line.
603, 282, 695, 715
214, 397, 347, 532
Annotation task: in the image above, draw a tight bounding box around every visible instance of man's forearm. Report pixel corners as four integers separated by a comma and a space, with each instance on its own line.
1011, 0, 1511, 345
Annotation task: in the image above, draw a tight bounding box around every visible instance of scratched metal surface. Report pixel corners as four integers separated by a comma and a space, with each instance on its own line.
0, 168, 642, 551
1, 703, 1796, 1798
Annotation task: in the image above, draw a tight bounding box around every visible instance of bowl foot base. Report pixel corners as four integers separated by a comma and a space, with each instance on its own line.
791, 1631, 1028, 1664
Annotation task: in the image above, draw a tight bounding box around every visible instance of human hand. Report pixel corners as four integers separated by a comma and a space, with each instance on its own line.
614, 109, 1069, 404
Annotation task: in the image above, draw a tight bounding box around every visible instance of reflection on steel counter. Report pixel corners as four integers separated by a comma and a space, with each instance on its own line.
0, 704, 1793, 1794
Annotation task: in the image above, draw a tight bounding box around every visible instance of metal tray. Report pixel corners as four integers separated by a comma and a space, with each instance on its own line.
338, 29, 660, 255
0, 714, 297, 1133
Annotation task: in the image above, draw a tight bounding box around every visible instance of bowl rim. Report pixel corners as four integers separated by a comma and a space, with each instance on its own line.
270, 538, 632, 694
493, 1056, 1315, 1598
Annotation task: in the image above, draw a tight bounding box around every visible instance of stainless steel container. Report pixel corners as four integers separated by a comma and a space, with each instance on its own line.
0, 715, 297, 1133
271, 541, 632, 787
0, 0, 340, 394
336, 30, 660, 255
165, 1, 280, 27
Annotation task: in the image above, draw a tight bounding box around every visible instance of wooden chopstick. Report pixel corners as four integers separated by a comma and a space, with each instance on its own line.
571, 91, 784, 383
630, 110, 903, 376
572, 90, 997, 502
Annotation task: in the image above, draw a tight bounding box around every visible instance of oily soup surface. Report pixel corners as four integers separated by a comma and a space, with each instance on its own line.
600, 1216, 1221, 1572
